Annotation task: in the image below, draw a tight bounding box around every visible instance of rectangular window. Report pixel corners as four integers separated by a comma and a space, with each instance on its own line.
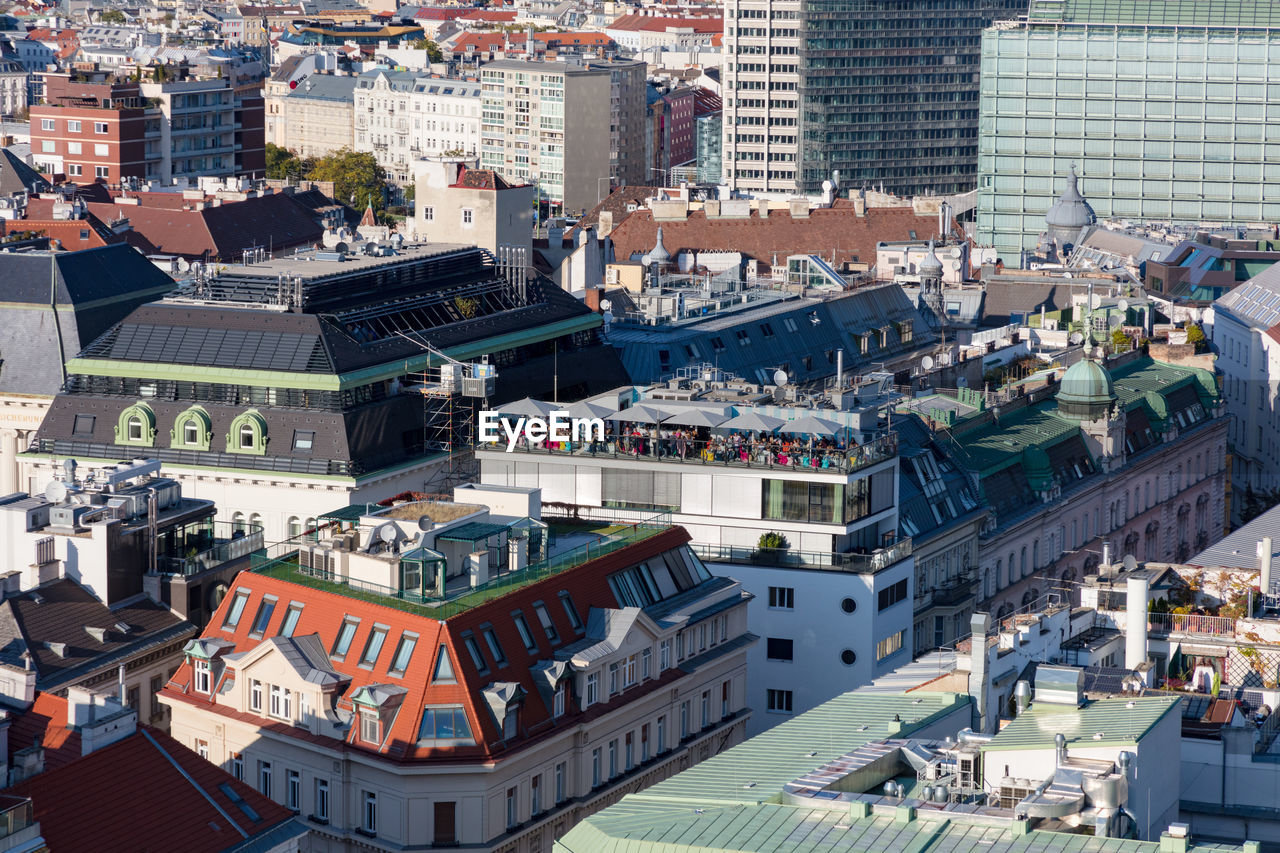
608, 740, 617, 777
423, 206, 434, 221
94, 121, 108, 134
40, 118, 53, 131
877, 578, 908, 611
766, 637, 793, 661
555, 762, 566, 803
40, 140, 54, 153
680, 701, 690, 739
278, 604, 303, 637
609, 662, 619, 695
230, 753, 243, 781
722, 680, 730, 716
462, 208, 473, 225
331, 618, 359, 659
67, 141, 81, 155
361, 708, 380, 743
286, 769, 300, 811
389, 632, 417, 675
482, 628, 507, 666
462, 634, 487, 673
585, 672, 599, 706
222, 590, 249, 629
249, 596, 276, 636
561, 592, 583, 631
767, 586, 794, 609
72, 414, 95, 436
591, 748, 602, 787
249, 679, 262, 711
659, 639, 671, 671
94, 143, 108, 156
67, 164, 81, 176
513, 612, 537, 652
641, 648, 652, 680
433, 801, 455, 844
625, 731, 634, 770
623, 654, 637, 687
193, 659, 211, 693
196, 738, 208, 759
701, 691, 710, 728
362, 790, 377, 835
876, 629, 905, 661
761, 480, 842, 524
292, 430, 315, 452
360, 624, 388, 667
657, 715, 666, 752
505, 785, 518, 828
766, 688, 793, 713
553, 681, 566, 717
258, 760, 272, 797
314, 779, 329, 822
269, 685, 291, 719
533, 602, 559, 643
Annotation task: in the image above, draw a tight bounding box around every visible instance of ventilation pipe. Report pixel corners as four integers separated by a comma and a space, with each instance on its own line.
1102, 539, 1113, 567
1125, 574, 1149, 670
1260, 536, 1273, 600
969, 612, 991, 733
836, 349, 844, 390
1013, 680, 1032, 717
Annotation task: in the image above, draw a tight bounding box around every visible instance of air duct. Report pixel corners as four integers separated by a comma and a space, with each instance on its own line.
1125, 574, 1149, 670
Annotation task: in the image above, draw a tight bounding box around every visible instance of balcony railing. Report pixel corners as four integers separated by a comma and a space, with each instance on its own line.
691, 536, 911, 574
482, 432, 897, 476
0, 798, 34, 841
1148, 611, 1236, 638
157, 523, 265, 576
918, 571, 979, 608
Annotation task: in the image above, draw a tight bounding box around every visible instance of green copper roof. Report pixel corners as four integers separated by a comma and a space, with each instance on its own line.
981, 695, 1180, 752
1027, 0, 1280, 26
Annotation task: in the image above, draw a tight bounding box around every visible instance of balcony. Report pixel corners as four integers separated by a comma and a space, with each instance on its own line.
0, 797, 35, 843
482, 432, 898, 476
916, 570, 979, 610
691, 536, 911, 575
155, 520, 264, 576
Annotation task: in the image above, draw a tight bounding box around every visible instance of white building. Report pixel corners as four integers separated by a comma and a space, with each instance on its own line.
353, 68, 480, 185
1212, 267, 1280, 519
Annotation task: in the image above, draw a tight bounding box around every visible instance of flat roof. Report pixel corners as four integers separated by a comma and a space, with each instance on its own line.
181, 241, 472, 285
982, 695, 1180, 752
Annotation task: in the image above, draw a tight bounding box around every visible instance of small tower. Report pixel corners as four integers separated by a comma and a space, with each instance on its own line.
917, 238, 944, 328
1044, 165, 1096, 254
641, 226, 671, 288
1057, 358, 1126, 470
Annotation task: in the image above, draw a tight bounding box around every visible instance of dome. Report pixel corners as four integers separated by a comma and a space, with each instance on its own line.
644, 226, 671, 265
919, 239, 943, 276
1045, 165, 1097, 231
1056, 358, 1115, 421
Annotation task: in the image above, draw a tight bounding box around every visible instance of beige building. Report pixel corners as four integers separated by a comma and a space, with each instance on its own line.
410, 155, 534, 260
354, 69, 480, 185
265, 72, 358, 160
480, 59, 646, 213
161, 489, 754, 852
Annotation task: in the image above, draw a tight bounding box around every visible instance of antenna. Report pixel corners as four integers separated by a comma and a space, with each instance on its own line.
378, 523, 398, 544
772, 369, 789, 386
920, 355, 935, 371
44, 480, 68, 504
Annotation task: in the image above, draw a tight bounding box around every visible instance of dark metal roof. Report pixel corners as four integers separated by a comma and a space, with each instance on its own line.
437, 521, 511, 542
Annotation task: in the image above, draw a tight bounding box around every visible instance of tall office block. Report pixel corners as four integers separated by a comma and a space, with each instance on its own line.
721, 0, 1024, 197
976, 0, 1280, 260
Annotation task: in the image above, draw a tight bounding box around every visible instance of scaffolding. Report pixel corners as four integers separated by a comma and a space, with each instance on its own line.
408, 346, 497, 494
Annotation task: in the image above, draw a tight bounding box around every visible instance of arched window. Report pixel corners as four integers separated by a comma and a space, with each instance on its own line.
226, 411, 268, 455
232, 511, 246, 534
115, 402, 156, 447
170, 406, 212, 451
239, 423, 255, 449
287, 517, 302, 539
248, 513, 262, 532
127, 416, 143, 441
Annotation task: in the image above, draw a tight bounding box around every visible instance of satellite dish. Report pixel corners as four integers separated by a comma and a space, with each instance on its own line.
1108, 314, 1123, 328
44, 481, 67, 504
1069, 331, 1084, 345
600, 298, 612, 312
1117, 298, 1130, 312
950, 248, 961, 259
378, 523, 399, 544
921, 355, 935, 370
1123, 554, 1138, 572
335, 241, 350, 254
773, 369, 789, 386
177, 258, 190, 272
418, 515, 434, 532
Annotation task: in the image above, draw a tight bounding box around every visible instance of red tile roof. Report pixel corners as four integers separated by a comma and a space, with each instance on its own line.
163, 526, 693, 763
458, 9, 516, 21
5, 693, 81, 774
452, 164, 519, 190
608, 13, 722, 33
607, 200, 950, 268
2, 214, 125, 250
451, 31, 614, 54
10, 727, 296, 853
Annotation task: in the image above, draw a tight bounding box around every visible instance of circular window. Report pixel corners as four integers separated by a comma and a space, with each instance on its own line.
840, 597, 857, 614
841, 649, 857, 666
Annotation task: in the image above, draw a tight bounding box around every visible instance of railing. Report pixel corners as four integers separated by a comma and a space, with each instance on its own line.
920, 572, 979, 608
483, 432, 897, 476
1147, 611, 1236, 638
691, 537, 911, 574
253, 513, 673, 618
158, 527, 265, 576
0, 798, 34, 840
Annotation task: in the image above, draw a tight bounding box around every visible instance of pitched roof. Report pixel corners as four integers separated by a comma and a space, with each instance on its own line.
4, 692, 82, 773
1, 213, 125, 250
0, 148, 49, 195
453, 165, 516, 190
608, 12, 722, 33
607, 201, 945, 268
9, 727, 300, 853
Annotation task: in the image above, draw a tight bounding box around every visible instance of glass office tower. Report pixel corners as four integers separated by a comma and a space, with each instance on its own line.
976, 0, 1280, 260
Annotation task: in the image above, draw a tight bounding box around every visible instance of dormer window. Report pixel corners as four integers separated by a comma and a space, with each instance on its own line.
360, 708, 380, 744
239, 423, 255, 449
193, 659, 211, 693
269, 685, 292, 720
553, 682, 566, 717
250, 679, 263, 712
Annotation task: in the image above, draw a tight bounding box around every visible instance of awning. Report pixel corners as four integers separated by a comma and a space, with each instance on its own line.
319, 504, 380, 523
437, 521, 511, 543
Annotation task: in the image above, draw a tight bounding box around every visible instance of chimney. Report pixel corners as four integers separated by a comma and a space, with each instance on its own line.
969, 612, 990, 733
584, 285, 601, 312
598, 210, 614, 238
1102, 539, 1113, 567
1125, 574, 1149, 670
1260, 536, 1273, 599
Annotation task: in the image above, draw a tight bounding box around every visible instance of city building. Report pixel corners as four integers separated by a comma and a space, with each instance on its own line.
0, 243, 176, 497
409, 156, 533, 258
976, 0, 1280, 259
1212, 265, 1280, 520
162, 490, 754, 852
644, 82, 695, 179
30, 67, 265, 185
276, 71, 358, 160
22, 237, 629, 542
353, 69, 480, 185
720, 0, 1025, 196
1147, 230, 1280, 325
604, 12, 722, 51
692, 88, 721, 185
480, 59, 646, 213
478, 372, 916, 732
0, 57, 26, 118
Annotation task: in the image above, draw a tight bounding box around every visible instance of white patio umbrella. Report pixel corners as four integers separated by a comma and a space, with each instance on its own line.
781, 413, 845, 437
661, 407, 729, 428
565, 399, 615, 420
605, 404, 670, 425
715, 412, 786, 433
497, 397, 556, 418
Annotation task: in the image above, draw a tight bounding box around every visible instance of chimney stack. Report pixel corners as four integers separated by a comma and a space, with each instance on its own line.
969, 612, 990, 733
1125, 574, 1149, 670
1260, 536, 1273, 601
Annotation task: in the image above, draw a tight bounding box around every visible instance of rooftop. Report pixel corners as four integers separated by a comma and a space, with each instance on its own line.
1027, 0, 1280, 26
982, 695, 1181, 751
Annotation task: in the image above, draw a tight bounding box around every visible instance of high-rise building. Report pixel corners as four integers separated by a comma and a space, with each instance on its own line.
720, 0, 1025, 197
976, 0, 1280, 259
480, 59, 645, 213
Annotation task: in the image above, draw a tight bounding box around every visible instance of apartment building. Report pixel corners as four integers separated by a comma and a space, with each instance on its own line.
720, 0, 1024, 196
30, 69, 265, 185
353, 69, 481, 185
162, 490, 753, 852
478, 376, 916, 733
277, 72, 358, 160
480, 59, 646, 213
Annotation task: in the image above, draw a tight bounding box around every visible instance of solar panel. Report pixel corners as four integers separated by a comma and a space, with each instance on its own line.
104, 324, 328, 373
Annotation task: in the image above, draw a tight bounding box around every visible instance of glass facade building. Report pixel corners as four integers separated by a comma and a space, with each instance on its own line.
696, 112, 722, 184
976, 0, 1280, 259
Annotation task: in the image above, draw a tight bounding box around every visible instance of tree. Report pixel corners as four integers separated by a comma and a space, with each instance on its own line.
412, 38, 444, 62
1111, 327, 1131, 353
100, 9, 126, 23
265, 143, 300, 179
306, 148, 387, 214
1185, 322, 1206, 351
758, 532, 790, 551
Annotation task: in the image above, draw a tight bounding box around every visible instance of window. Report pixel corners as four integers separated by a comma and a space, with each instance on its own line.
555, 762, 566, 803
40, 118, 54, 131
722, 680, 731, 716
331, 618, 359, 659
72, 414, 95, 436
513, 612, 537, 652
767, 586, 795, 609
608, 740, 617, 777
461, 208, 473, 225
126, 415, 143, 441
360, 625, 388, 667
625, 731, 634, 770
193, 659, 211, 693
503, 707, 518, 740
553, 680, 567, 716
40, 140, 54, 153
609, 662, 619, 695
680, 700, 690, 738
239, 423, 255, 449
591, 748, 602, 787
286, 769, 300, 811
230, 753, 243, 781
766, 637, 793, 661
480, 627, 506, 666
623, 654, 637, 687
641, 647, 652, 680
278, 604, 303, 637
533, 602, 559, 643
766, 688, 793, 713
657, 715, 667, 752
94, 121, 108, 134
877, 578, 908, 611
701, 690, 710, 728
269, 685, 291, 719
432, 645, 457, 682
67, 142, 81, 155
418, 706, 473, 742
258, 760, 272, 797
462, 635, 487, 673
561, 592, 583, 631
659, 639, 671, 671
183, 419, 200, 445
314, 779, 330, 822
362, 790, 377, 835
292, 430, 315, 452
196, 738, 208, 759
423, 206, 434, 221
249, 596, 276, 636
361, 708, 380, 743
585, 672, 599, 705
531, 774, 542, 815
876, 629, 905, 661
389, 632, 417, 675
250, 679, 263, 711
94, 144, 108, 156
